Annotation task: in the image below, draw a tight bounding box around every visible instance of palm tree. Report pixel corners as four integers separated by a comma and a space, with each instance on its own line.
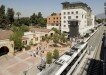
16, 12, 21, 20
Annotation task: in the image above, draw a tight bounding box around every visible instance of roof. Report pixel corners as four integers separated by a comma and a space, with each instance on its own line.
30, 28, 51, 33
0, 30, 13, 40
22, 37, 29, 40
24, 31, 34, 35
56, 54, 71, 65
61, 1, 91, 11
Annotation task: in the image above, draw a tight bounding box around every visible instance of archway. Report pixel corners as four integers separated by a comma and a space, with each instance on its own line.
0, 46, 9, 56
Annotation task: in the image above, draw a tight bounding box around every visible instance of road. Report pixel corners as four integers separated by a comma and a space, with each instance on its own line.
68, 25, 105, 75
37, 25, 105, 75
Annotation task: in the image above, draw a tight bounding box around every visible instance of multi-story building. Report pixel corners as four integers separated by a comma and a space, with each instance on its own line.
47, 13, 61, 30
61, 1, 95, 37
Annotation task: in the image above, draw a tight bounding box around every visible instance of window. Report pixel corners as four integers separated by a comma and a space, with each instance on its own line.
68, 12, 70, 15
76, 16, 78, 19
68, 16, 71, 19
71, 12, 74, 14
64, 12, 66, 15
57, 17, 58, 19
64, 16, 66, 19
64, 25, 66, 27
49, 18, 50, 20
64, 21, 66, 23
23, 41, 27, 45
76, 11, 78, 14
56, 24, 58, 26
54, 21, 55, 23
57, 21, 58, 23
54, 18, 55, 19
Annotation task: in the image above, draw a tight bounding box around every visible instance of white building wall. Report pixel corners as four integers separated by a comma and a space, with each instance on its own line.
91, 14, 95, 27
61, 9, 87, 32
61, 8, 95, 36
47, 24, 60, 30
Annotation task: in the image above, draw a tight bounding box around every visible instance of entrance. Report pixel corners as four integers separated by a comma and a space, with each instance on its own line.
68, 20, 79, 38
0, 46, 9, 56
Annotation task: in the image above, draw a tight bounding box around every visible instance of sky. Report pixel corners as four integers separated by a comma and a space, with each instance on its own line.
0, 0, 105, 17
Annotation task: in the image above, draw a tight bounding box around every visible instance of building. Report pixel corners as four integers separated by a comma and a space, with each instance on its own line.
47, 13, 61, 30
61, 1, 95, 37
0, 30, 14, 56
22, 28, 54, 46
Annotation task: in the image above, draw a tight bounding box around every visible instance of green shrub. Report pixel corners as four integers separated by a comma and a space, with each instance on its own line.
53, 49, 59, 59
25, 45, 31, 50
46, 52, 52, 64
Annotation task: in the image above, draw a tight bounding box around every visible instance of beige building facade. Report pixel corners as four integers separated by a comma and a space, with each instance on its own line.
47, 13, 61, 30
0, 30, 14, 56
22, 28, 54, 46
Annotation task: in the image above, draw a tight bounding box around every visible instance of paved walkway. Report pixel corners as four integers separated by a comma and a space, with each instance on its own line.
0, 52, 40, 75
0, 44, 70, 75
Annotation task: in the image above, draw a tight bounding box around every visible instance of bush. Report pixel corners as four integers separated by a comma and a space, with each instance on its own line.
33, 43, 37, 46
25, 45, 31, 50
90, 29, 94, 33
53, 49, 59, 59
46, 52, 52, 64
84, 33, 90, 37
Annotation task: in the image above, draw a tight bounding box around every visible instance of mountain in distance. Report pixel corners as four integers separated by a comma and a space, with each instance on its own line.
96, 13, 106, 19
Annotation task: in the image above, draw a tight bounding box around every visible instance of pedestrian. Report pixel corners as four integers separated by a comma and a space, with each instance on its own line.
33, 51, 36, 57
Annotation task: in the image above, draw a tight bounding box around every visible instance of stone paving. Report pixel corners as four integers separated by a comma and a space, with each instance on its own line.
0, 52, 40, 75
0, 41, 70, 75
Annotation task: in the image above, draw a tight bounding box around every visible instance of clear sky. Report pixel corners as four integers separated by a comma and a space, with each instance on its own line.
0, 0, 105, 17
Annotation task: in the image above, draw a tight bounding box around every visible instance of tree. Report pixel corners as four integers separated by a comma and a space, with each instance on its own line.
16, 12, 21, 20
38, 12, 42, 18
16, 12, 21, 25
10, 32, 23, 51
46, 52, 52, 64
10, 25, 29, 51
20, 25, 29, 32
53, 33, 59, 45
19, 17, 30, 26
52, 28, 61, 34
60, 33, 67, 43
53, 49, 59, 59
37, 18, 46, 27
6, 8, 14, 25
0, 5, 7, 29
11, 25, 20, 32
30, 13, 37, 25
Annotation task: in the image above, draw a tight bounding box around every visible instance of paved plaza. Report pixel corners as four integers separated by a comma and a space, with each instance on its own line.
0, 52, 40, 75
